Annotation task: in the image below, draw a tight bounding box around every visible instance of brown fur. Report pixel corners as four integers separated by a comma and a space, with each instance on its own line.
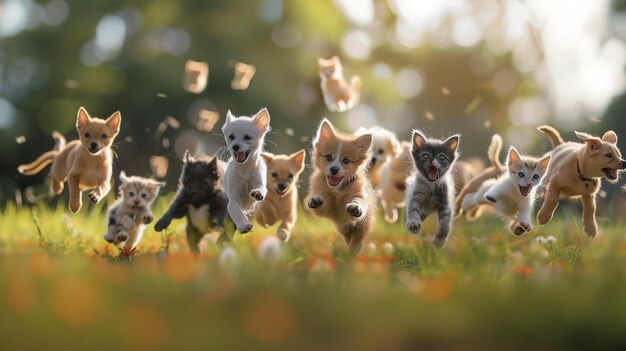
304, 119, 376, 256
453, 158, 485, 192
536, 125, 626, 237
318, 56, 361, 112
256, 150, 306, 241
455, 134, 503, 219
17, 107, 121, 213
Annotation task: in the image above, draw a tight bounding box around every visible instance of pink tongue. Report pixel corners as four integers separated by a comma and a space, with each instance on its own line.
428, 167, 438, 180
611, 169, 617, 177
236, 152, 245, 161
329, 176, 341, 186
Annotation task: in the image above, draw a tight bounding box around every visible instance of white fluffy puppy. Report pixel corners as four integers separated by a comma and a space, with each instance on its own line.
221, 108, 271, 233
354, 126, 400, 190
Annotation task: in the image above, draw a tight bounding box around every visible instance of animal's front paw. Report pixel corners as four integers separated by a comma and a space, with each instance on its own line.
485, 195, 497, 203
88, 191, 100, 203
69, 201, 81, 213
537, 210, 552, 225
250, 189, 265, 201
103, 233, 115, 243
154, 219, 168, 232
143, 215, 154, 224
406, 219, 421, 234
346, 203, 363, 218
308, 196, 323, 209
519, 222, 532, 232
512, 225, 526, 236
239, 223, 253, 234
277, 229, 290, 241
116, 233, 128, 242
432, 234, 448, 249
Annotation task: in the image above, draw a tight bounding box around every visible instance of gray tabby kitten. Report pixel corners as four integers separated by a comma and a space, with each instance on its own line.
405, 130, 460, 248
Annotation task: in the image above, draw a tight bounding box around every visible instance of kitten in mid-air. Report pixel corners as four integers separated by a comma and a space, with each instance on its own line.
379, 141, 413, 223
318, 56, 361, 112
460, 147, 551, 235
354, 126, 400, 190
154, 152, 232, 252
104, 172, 164, 250
405, 130, 460, 248
221, 108, 271, 234
305, 119, 375, 255
256, 150, 306, 241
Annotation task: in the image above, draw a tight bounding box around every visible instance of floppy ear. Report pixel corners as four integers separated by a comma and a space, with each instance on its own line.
105, 111, 121, 133
261, 152, 274, 165
353, 134, 372, 154
253, 108, 270, 131
76, 107, 91, 129
412, 130, 427, 151
119, 171, 129, 183
444, 135, 460, 154
538, 155, 551, 173
225, 110, 235, 124
290, 149, 306, 172
314, 119, 336, 144
602, 130, 618, 145
507, 147, 521, 165
575, 131, 602, 152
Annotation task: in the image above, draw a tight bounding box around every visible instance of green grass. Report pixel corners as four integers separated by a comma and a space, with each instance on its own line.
2, 195, 626, 350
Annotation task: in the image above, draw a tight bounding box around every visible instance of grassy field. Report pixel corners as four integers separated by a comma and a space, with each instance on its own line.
2, 195, 626, 350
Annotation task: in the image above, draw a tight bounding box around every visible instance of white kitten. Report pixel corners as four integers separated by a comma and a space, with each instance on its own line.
221, 108, 271, 233
461, 147, 551, 235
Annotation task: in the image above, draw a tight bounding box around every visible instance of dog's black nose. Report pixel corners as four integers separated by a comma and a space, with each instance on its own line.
277, 183, 286, 191
330, 166, 340, 175
232, 144, 240, 152
90, 142, 98, 150
371, 156, 377, 164
134, 200, 140, 205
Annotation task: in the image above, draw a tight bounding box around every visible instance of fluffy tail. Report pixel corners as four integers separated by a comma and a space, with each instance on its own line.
537, 125, 564, 149
348, 76, 362, 106
17, 131, 65, 176
487, 134, 503, 169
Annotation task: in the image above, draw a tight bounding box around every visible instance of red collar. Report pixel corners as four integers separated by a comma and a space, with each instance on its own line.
576, 159, 597, 188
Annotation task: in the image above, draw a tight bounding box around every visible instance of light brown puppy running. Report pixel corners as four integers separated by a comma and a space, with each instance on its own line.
256, 150, 306, 241
18, 107, 121, 213
536, 125, 626, 237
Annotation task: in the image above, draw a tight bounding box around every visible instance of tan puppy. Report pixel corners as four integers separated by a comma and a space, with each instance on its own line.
256, 150, 306, 241
453, 158, 485, 193
18, 107, 121, 213
318, 56, 361, 112
355, 126, 400, 190
305, 119, 375, 255
379, 141, 413, 223
536, 125, 626, 237
455, 134, 503, 220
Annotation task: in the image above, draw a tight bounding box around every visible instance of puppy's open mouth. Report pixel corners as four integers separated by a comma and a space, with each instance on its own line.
427, 166, 439, 181
602, 168, 618, 180
518, 185, 532, 197
275, 188, 288, 196
234, 149, 250, 163
132, 205, 143, 211
327, 175, 344, 187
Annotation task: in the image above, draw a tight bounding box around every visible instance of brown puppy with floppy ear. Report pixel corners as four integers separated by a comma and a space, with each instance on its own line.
537, 125, 626, 237
18, 107, 121, 213
256, 150, 306, 241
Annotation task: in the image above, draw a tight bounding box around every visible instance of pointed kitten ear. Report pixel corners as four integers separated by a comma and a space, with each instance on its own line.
76, 107, 91, 129
208, 156, 218, 168
314, 119, 336, 144
353, 134, 372, 154
538, 155, 551, 173
261, 152, 274, 165
444, 135, 460, 154
225, 110, 235, 124
412, 130, 427, 151
119, 171, 129, 183
575, 131, 602, 152
290, 149, 306, 172
253, 108, 270, 131
146, 181, 165, 194
507, 147, 521, 165
602, 130, 618, 144
106, 111, 121, 133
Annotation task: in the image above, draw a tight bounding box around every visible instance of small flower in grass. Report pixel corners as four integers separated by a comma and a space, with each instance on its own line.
512, 265, 533, 278
257, 236, 282, 264
383, 242, 394, 256
218, 247, 239, 270
366, 242, 377, 256
545, 235, 556, 243
535, 236, 547, 244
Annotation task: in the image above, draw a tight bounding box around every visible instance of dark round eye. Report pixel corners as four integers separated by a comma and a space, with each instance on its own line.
438, 155, 446, 161
228, 134, 235, 141
342, 158, 350, 165
378, 149, 384, 154
606, 153, 613, 158
244, 135, 252, 141
141, 193, 147, 198
288, 173, 293, 179
533, 174, 540, 180
129, 191, 135, 197
84, 132, 90, 138
422, 154, 430, 159
271, 172, 278, 178
325, 155, 332, 162
517, 172, 525, 178
101, 134, 108, 139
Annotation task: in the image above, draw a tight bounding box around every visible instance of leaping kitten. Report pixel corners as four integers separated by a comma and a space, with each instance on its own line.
405, 130, 460, 248
460, 147, 551, 235
318, 56, 361, 112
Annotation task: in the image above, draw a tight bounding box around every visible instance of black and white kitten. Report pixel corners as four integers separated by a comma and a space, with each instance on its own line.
405, 130, 460, 248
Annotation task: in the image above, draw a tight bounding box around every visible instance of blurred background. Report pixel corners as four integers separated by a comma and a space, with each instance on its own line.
2, 0, 626, 207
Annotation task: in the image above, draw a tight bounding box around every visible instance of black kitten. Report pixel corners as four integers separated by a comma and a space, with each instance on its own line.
154, 151, 232, 252
404, 130, 460, 248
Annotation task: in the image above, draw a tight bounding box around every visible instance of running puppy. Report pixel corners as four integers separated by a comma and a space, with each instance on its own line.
154, 152, 232, 252
104, 172, 164, 250
221, 108, 271, 234
318, 56, 361, 112
405, 130, 460, 249
305, 119, 375, 255
536, 126, 626, 237
460, 147, 550, 235
256, 150, 306, 241
355, 126, 400, 190
18, 107, 121, 213
379, 141, 413, 223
